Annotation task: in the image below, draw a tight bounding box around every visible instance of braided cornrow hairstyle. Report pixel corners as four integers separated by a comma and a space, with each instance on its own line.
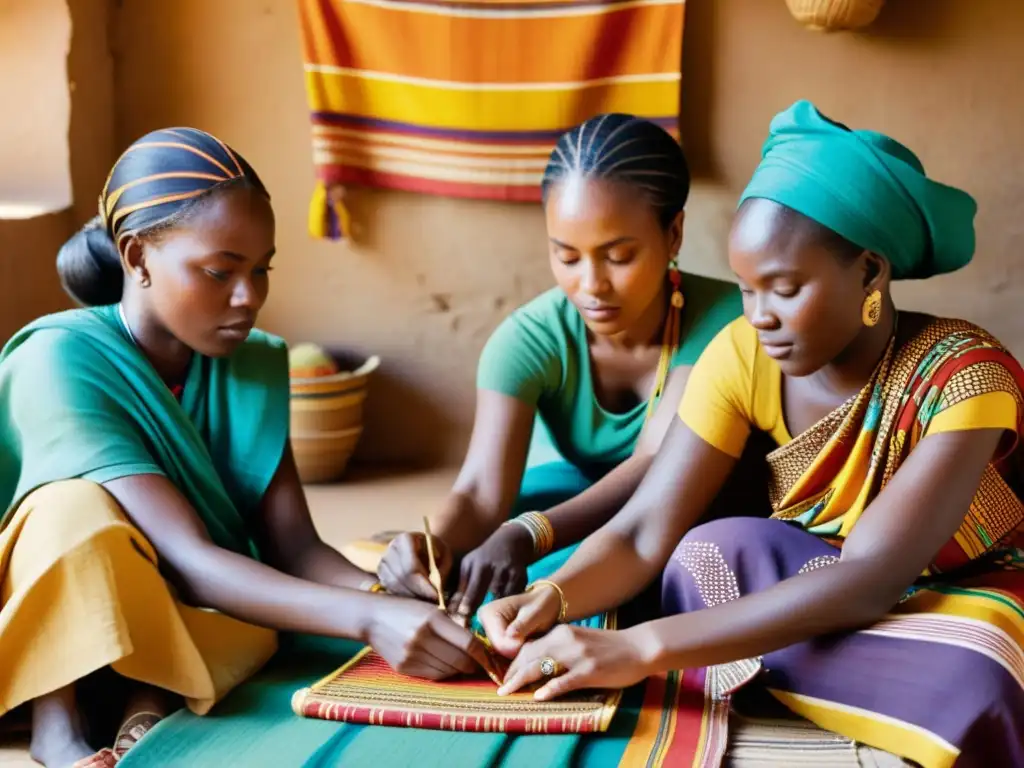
540, 114, 690, 229
542, 115, 691, 419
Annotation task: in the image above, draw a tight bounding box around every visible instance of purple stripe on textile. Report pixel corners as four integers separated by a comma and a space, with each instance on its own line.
311, 112, 679, 143
763, 630, 1024, 765
327, 204, 340, 240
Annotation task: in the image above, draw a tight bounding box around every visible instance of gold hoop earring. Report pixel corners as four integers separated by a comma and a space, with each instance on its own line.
861, 290, 882, 327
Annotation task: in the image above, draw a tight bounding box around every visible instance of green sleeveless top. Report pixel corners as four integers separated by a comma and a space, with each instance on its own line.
0, 305, 289, 558
477, 273, 742, 477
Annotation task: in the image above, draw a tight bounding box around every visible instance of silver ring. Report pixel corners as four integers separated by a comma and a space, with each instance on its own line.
539, 656, 560, 677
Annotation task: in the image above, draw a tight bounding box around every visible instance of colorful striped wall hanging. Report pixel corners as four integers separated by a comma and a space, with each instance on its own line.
298, 0, 686, 239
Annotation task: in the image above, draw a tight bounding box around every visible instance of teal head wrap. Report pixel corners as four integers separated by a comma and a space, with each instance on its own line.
738, 100, 977, 280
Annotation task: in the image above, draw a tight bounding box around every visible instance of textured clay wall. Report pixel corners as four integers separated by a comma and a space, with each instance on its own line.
110, 0, 1024, 464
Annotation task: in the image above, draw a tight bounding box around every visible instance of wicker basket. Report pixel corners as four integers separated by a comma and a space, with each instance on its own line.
291, 426, 365, 484
785, 0, 885, 31
289, 355, 380, 483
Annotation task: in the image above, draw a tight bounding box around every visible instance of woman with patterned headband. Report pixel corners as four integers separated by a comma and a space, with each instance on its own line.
483, 101, 1024, 767
0, 128, 487, 768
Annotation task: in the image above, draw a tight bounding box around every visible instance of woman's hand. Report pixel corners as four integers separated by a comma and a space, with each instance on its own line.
497, 625, 658, 700
366, 596, 490, 679
449, 523, 535, 622
478, 587, 561, 658
377, 532, 452, 602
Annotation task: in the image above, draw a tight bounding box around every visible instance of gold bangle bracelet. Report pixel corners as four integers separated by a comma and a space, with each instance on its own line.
509, 511, 555, 557
526, 579, 568, 623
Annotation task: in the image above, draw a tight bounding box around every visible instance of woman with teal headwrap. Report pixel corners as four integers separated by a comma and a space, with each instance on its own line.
0, 129, 487, 768
483, 101, 1024, 768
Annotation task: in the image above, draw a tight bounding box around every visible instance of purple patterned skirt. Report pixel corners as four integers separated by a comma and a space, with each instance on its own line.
662, 517, 1024, 768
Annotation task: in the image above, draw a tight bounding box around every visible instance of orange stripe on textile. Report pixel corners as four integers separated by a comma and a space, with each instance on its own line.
297, 0, 686, 239
301, 2, 684, 84
617, 667, 729, 768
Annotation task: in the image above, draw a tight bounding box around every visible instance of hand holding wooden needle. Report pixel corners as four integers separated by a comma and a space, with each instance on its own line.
422, 516, 447, 612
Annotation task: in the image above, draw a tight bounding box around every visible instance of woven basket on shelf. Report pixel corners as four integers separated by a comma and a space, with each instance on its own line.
785, 0, 885, 31
289, 355, 380, 483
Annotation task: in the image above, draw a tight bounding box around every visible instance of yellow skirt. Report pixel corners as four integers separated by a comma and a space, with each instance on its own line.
0, 480, 277, 717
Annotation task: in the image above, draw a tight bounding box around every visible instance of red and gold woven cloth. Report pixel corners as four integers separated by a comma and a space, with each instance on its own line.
292, 645, 620, 734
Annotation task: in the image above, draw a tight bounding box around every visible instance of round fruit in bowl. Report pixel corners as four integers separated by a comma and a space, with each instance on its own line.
288, 343, 339, 379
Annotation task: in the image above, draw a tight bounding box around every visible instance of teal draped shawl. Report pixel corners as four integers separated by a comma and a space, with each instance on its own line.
0, 305, 289, 557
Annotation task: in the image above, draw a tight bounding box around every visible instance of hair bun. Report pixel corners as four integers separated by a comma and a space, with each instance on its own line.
56, 216, 124, 306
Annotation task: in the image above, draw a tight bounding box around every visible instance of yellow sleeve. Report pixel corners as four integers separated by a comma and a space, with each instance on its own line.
928, 391, 1020, 435
677, 319, 759, 458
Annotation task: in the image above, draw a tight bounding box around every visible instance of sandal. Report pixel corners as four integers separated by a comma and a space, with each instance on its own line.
112, 711, 163, 761
73, 748, 118, 768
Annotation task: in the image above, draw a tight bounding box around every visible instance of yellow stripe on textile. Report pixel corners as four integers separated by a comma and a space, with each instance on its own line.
307, 181, 351, 240
928, 390, 1019, 434
894, 587, 1024, 646
769, 691, 959, 768
304, 72, 680, 132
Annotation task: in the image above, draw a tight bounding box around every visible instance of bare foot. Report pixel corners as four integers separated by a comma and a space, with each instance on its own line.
29, 686, 95, 767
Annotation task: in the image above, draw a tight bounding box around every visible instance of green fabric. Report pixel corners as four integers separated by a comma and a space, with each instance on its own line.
738, 99, 977, 280
120, 637, 648, 768
0, 305, 289, 556
477, 273, 742, 476
512, 461, 593, 518
119, 496, 652, 768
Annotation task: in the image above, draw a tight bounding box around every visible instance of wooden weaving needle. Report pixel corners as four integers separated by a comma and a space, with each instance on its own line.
423, 516, 446, 612
423, 518, 506, 684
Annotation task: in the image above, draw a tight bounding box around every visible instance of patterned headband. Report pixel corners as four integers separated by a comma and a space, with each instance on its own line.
98, 127, 259, 239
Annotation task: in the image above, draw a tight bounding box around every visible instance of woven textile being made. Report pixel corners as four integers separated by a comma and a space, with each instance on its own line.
292, 612, 620, 734
297, 0, 686, 238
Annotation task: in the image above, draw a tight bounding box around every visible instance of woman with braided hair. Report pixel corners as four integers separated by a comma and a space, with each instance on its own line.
0, 128, 488, 768
483, 101, 1023, 768
378, 115, 743, 622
